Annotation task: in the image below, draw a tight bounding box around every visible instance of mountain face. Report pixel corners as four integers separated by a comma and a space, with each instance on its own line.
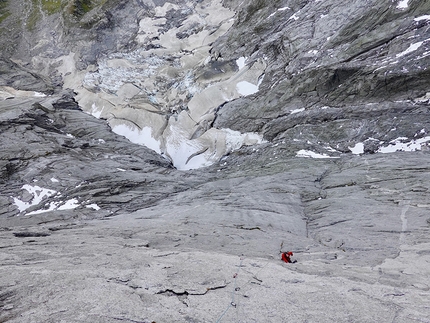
1, 0, 430, 322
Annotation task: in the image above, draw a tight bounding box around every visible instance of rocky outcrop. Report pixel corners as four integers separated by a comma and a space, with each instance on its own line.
0, 0, 430, 322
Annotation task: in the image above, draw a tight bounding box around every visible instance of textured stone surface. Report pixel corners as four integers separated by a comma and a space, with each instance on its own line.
0, 0, 430, 322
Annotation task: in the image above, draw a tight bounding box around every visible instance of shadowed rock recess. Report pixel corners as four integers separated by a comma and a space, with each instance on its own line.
1, 0, 430, 322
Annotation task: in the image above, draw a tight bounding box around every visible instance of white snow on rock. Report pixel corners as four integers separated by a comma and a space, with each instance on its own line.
236, 57, 247, 70
289, 13, 300, 21
296, 150, 339, 159
414, 15, 430, 21
58, 199, 80, 211
86, 204, 101, 211
349, 142, 364, 155
396, 42, 423, 58
27, 201, 59, 215
377, 136, 430, 153
267, 6, 290, 18
397, 0, 409, 9
112, 124, 161, 154
13, 185, 57, 213
90, 103, 104, 118
290, 108, 305, 114
236, 81, 259, 96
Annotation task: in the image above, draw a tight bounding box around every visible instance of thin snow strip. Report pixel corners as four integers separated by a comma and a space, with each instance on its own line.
290, 108, 305, 114
396, 42, 423, 58
268, 6, 290, 19
296, 150, 339, 159
414, 15, 430, 21
289, 13, 300, 21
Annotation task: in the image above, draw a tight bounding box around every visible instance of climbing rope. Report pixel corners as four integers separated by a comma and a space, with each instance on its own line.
215, 256, 244, 323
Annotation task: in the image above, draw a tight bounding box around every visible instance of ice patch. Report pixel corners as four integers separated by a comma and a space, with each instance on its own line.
396, 41, 423, 58
377, 136, 430, 153
13, 185, 57, 213
296, 150, 339, 159
349, 142, 364, 155
397, 0, 409, 9
112, 124, 161, 154
414, 15, 430, 21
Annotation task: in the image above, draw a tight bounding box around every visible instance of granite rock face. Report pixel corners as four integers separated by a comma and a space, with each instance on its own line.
1, 0, 430, 322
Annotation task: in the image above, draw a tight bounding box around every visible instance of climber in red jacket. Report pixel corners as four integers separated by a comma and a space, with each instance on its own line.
281, 251, 297, 263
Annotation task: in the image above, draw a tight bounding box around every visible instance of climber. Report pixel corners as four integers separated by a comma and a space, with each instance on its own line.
281, 251, 297, 263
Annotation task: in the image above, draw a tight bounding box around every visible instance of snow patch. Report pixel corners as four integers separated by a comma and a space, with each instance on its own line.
349, 142, 364, 155
50, 178, 59, 183
91, 103, 104, 118
13, 185, 57, 213
236, 57, 247, 70
377, 136, 430, 153
112, 124, 161, 154
58, 199, 80, 211
397, 0, 409, 9
236, 81, 259, 96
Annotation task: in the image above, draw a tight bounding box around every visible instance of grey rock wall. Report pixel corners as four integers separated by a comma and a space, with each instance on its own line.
0, 0, 429, 322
